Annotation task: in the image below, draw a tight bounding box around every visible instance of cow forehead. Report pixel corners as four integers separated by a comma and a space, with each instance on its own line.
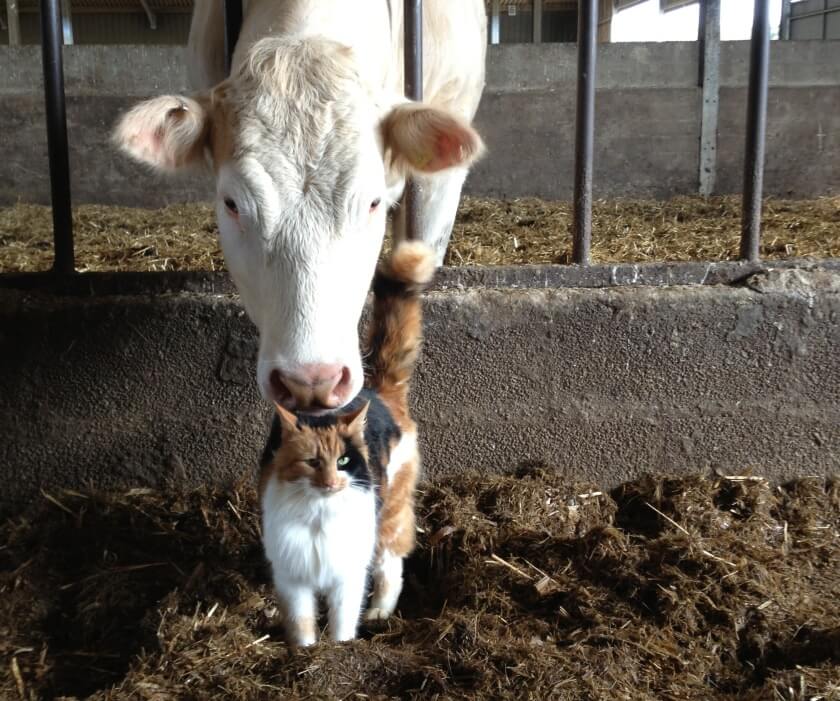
222, 98, 385, 231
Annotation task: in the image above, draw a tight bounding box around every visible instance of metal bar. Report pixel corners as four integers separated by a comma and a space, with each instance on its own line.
6, 0, 21, 45
490, 0, 500, 45
823, 0, 828, 40
533, 0, 542, 43
779, 0, 791, 39
403, 0, 423, 243
572, 0, 598, 266
60, 0, 72, 44
223, 0, 242, 76
404, 0, 422, 102
139, 0, 158, 29
698, 0, 720, 197
788, 4, 840, 21
740, 0, 770, 262
39, 0, 74, 274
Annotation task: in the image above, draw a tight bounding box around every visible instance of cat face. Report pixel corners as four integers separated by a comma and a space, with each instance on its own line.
270, 403, 371, 494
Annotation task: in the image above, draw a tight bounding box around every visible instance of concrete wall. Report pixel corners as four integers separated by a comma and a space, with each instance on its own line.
471, 41, 840, 199
1, 263, 838, 513
1, 41, 839, 206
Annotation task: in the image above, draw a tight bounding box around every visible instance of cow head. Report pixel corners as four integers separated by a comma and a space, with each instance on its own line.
114, 37, 483, 411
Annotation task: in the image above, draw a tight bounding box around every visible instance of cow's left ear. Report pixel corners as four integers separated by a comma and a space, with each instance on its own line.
381, 103, 484, 174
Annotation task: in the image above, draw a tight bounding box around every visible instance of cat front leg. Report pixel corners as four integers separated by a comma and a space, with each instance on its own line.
327, 571, 368, 642
275, 577, 318, 647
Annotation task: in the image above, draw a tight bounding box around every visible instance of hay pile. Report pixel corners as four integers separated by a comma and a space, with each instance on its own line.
1, 195, 838, 273
2, 468, 838, 700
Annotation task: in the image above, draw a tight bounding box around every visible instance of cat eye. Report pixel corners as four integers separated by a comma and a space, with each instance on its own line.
337, 455, 350, 467
306, 458, 320, 467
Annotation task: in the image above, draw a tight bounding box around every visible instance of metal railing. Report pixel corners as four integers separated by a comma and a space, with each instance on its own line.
32, 0, 775, 275
39, 0, 74, 274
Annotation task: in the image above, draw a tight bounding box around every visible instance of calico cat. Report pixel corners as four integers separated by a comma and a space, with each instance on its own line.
258, 240, 434, 646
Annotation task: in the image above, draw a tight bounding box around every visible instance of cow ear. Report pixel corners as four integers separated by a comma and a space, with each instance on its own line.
382, 103, 484, 174
112, 95, 210, 172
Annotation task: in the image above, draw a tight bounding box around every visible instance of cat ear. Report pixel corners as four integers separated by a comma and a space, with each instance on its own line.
340, 401, 369, 432
274, 403, 299, 434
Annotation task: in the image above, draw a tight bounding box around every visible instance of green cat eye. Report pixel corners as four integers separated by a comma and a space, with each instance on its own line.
337, 455, 350, 467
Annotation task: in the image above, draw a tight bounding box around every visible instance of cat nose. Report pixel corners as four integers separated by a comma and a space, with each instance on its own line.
322, 476, 341, 492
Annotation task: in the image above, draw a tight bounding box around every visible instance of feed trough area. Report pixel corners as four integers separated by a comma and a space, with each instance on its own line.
2, 469, 839, 700
1, 195, 839, 273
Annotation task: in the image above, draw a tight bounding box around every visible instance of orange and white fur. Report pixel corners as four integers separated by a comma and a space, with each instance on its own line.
259, 241, 433, 646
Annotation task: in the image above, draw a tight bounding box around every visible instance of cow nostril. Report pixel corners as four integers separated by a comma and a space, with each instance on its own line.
269, 369, 292, 404
336, 367, 351, 391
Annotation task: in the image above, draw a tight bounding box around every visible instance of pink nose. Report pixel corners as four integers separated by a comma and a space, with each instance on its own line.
269, 363, 352, 410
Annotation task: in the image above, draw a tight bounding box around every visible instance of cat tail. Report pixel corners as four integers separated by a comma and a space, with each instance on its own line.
365, 241, 435, 403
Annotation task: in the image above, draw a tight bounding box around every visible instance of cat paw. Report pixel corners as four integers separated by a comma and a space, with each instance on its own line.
364, 607, 391, 622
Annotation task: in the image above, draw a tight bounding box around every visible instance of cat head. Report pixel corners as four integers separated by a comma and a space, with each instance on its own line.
269, 402, 371, 495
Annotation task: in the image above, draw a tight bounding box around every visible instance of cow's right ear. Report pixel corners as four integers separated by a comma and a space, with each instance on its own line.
112, 95, 210, 172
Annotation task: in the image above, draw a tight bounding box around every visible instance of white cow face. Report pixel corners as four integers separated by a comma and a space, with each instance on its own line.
113, 37, 483, 411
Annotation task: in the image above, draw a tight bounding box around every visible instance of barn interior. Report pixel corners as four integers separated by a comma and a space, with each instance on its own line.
1, 1, 838, 699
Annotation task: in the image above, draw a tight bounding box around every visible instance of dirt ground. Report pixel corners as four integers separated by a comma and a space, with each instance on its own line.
2, 468, 838, 700
1, 195, 838, 273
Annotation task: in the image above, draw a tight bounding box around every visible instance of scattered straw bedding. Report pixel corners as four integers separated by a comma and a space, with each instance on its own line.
1, 195, 839, 273
2, 469, 839, 700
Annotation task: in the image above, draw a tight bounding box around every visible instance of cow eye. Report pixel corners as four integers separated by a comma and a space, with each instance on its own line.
370, 198, 381, 212
224, 197, 239, 216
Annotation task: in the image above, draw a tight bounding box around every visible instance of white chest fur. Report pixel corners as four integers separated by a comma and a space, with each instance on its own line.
261, 479, 377, 592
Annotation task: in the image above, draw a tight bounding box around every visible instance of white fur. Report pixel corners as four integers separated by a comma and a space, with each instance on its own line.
261, 478, 376, 645
117, 2, 486, 408
386, 430, 417, 484
186, 1, 486, 405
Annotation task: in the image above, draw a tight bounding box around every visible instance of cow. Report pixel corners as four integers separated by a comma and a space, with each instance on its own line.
113, 0, 486, 412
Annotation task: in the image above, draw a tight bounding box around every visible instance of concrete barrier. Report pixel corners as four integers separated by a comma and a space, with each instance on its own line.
2, 263, 838, 514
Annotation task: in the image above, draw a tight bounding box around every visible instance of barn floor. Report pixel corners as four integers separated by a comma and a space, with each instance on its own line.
2, 469, 838, 700
1, 195, 839, 273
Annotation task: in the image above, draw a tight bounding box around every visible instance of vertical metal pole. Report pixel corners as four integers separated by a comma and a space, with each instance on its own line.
740, 0, 770, 262
490, 0, 500, 45
698, 0, 720, 197
6, 0, 21, 45
223, 0, 243, 76
60, 0, 72, 44
40, 0, 74, 274
573, 0, 598, 266
779, 0, 791, 39
533, 0, 543, 43
404, 0, 423, 243
822, 0, 828, 40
